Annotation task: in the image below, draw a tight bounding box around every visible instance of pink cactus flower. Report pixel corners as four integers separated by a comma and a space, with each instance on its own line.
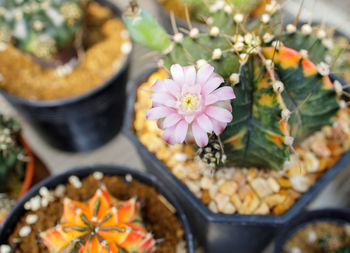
146, 64, 235, 147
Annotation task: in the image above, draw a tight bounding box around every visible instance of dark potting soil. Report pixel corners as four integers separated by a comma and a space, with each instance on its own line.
7, 175, 184, 253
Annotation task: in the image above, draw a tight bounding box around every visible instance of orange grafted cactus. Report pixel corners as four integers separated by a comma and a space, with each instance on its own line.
40, 186, 156, 253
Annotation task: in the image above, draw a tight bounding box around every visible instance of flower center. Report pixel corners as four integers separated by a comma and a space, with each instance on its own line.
180, 94, 200, 113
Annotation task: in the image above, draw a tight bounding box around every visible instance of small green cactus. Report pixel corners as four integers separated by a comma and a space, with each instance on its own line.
124, 0, 343, 170
0, 114, 26, 194
0, 0, 84, 59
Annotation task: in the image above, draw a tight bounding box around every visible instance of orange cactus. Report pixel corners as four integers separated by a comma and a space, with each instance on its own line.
40, 186, 156, 253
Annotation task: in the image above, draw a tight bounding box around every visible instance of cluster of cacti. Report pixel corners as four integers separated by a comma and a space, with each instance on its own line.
0, 114, 25, 193
41, 187, 156, 253
0, 0, 84, 59
124, 0, 344, 171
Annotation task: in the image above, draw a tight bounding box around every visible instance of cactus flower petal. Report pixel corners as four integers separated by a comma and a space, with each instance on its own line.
148, 64, 235, 147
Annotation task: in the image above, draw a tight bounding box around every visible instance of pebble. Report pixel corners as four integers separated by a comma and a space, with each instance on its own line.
291, 247, 302, 253
0, 42, 7, 51
267, 177, 280, 193
26, 214, 39, 225
307, 230, 317, 243
221, 202, 236, 214
200, 177, 213, 190
93, 171, 104, 180
121, 42, 132, 54
125, 174, 133, 183
208, 201, 218, 213
30, 195, 41, 211
215, 193, 230, 212
39, 187, 49, 197
174, 153, 187, 162
0, 245, 11, 253
41, 198, 49, 208
173, 165, 188, 179
251, 178, 273, 198
19, 226, 31, 237
254, 203, 270, 215
219, 181, 238, 196
54, 184, 66, 197
68, 176, 82, 188
290, 176, 311, 193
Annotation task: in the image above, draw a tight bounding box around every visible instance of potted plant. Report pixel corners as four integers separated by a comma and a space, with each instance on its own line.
123, 1, 350, 252
0, 113, 47, 224
274, 208, 350, 253
0, 0, 132, 152
155, 0, 266, 32
0, 165, 194, 253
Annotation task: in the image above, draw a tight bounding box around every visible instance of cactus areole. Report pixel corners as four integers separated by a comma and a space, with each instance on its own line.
0, 0, 84, 62
124, 0, 343, 171
41, 187, 156, 253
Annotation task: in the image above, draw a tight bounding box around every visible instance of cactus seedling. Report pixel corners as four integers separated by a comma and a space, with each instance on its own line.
124, 0, 343, 171
0, 114, 26, 194
0, 0, 84, 62
41, 187, 156, 253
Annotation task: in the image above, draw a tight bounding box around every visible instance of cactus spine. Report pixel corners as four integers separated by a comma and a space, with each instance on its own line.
124, 0, 343, 171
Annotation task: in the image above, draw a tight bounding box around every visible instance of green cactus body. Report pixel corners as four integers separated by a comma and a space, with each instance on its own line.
124, 1, 342, 170
179, 0, 261, 23
0, 114, 25, 194
0, 0, 84, 59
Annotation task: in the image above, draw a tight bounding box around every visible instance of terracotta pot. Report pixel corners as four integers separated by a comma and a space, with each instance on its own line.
17, 136, 35, 200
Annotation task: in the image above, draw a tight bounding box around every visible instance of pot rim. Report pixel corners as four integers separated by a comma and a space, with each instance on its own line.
123, 67, 350, 226
273, 208, 350, 253
0, 165, 195, 253
0, 0, 132, 108
17, 136, 35, 200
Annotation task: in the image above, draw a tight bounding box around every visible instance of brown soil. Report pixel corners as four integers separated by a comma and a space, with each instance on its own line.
284, 222, 350, 252
7, 175, 184, 253
0, 2, 130, 100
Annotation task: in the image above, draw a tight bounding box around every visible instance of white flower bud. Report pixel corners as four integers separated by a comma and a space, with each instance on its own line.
224, 5, 232, 14
210, 26, 220, 37
263, 33, 274, 43
301, 24, 312, 35
334, 80, 343, 94
316, 62, 330, 76
273, 80, 284, 93
299, 49, 308, 59
196, 59, 208, 69
317, 29, 327, 39
212, 48, 222, 60
281, 108, 291, 121
189, 28, 199, 38
286, 24, 296, 33
239, 53, 248, 65
284, 136, 294, 146
261, 14, 271, 24
234, 13, 244, 23
234, 42, 244, 51
173, 33, 184, 43
229, 73, 240, 85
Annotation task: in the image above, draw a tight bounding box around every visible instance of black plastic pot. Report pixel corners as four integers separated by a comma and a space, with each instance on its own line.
274, 208, 350, 253
0, 0, 130, 153
123, 68, 350, 253
0, 165, 195, 253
